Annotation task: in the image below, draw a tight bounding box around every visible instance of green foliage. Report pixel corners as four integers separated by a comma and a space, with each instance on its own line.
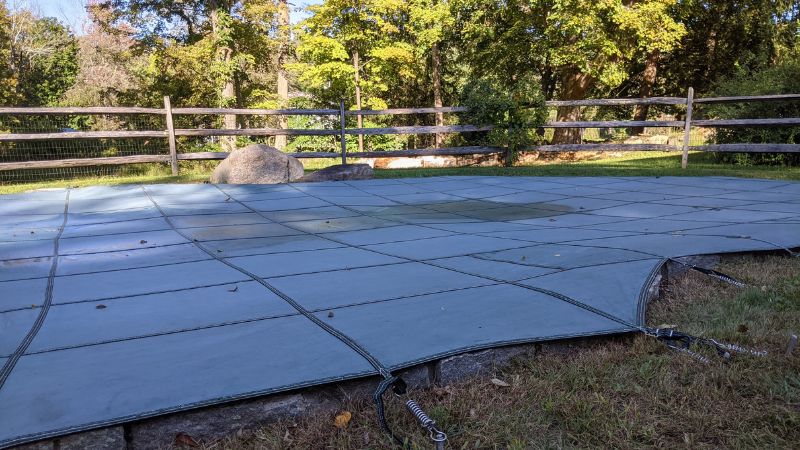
16, 17, 79, 106
708, 56, 800, 166
658, 0, 799, 96
453, 0, 686, 98
0, 3, 18, 106
460, 76, 547, 164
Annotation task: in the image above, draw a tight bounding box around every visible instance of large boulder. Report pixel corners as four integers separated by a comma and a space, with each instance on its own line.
298, 163, 374, 182
210, 144, 304, 184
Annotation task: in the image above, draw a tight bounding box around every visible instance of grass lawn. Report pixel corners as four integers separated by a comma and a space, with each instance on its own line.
1, 151, 799, 195
211, 254, 800, 449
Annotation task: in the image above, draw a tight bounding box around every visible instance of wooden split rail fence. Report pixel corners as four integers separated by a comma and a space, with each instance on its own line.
1, 91, 799, 174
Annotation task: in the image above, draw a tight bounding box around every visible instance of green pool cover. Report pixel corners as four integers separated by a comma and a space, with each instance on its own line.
0, 176, 798, 447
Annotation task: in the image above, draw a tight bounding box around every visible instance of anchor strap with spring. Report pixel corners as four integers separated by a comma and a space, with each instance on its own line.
642, 327, 767, 363
374, 377, 448, 449
684, 264, 747, 287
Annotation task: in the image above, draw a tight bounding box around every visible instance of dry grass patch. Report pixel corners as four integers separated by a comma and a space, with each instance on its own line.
204, 254, 800, 450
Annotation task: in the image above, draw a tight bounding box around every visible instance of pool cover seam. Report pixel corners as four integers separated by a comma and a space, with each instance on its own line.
0, 178, 792, 442
312, 181, 685, 330
0, 324, 627, 448
350, 179, 798, 260
139, 186, 394, 379
280, 183, 648, 330
0, 231, 653, 285
0, 189, 70, 391
22, 283, 501, 356
3, 186, 792, 303
2, 188, 781, 254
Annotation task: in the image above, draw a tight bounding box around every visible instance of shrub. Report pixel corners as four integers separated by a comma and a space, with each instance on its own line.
707, 56, 800, 165
459, 76, 547, 165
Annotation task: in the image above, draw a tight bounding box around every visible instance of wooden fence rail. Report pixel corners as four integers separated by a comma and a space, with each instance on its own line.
1, 92, 798, 173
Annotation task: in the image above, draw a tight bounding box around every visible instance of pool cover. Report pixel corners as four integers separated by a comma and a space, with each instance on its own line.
1, 176, 799, 446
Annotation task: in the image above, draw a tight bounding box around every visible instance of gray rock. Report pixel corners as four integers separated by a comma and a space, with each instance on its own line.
299, 163, 373, 182
435, 344, 535, 385
59, 427, 126, 450
210, 144, 304, 184
12, 426, 125, 450
130, 393, 309, 449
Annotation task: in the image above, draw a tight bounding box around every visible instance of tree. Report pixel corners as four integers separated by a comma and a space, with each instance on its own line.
408, 0, 454, 146
293, 0, 410, 151
452, 0, 685, 143
274, 0, 290, 149
62, 3, 140, 106
97, 0, 285, 150
9, 11, 78, 106
658, 0, 800, 97
0, 2, 18, 106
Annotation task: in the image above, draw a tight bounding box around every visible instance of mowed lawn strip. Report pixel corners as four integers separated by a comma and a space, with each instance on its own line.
2, 152, 800, 195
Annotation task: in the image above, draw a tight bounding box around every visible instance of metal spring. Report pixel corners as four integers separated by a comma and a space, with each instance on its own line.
671, 344, 711, 364
710, 339, 768, 357
406, 399, 435, 429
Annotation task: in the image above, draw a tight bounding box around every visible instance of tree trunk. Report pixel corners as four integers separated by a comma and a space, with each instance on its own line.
352, 50, 363, 152
210, 1, 237, 152
631, 50, 659, 135
431, 42, 444, 147
537, 63, 555, 138
552, 70, 592, 144
274, 0, 290, 150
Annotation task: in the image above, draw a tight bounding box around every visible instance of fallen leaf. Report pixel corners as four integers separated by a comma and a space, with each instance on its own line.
490, 378, 510, 387
174, 432, 199, 448
334, 411, 352, 429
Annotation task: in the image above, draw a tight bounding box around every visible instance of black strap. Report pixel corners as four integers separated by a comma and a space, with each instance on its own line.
688, 265, 747, 287
373, 376, 409, 447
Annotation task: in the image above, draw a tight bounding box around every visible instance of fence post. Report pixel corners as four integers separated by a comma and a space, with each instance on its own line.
163, 96, 178, 175
340, 99, 347, 165
681, 87, 694, 169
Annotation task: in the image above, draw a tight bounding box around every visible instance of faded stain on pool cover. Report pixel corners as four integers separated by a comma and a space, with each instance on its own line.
0, 176, 799, 447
